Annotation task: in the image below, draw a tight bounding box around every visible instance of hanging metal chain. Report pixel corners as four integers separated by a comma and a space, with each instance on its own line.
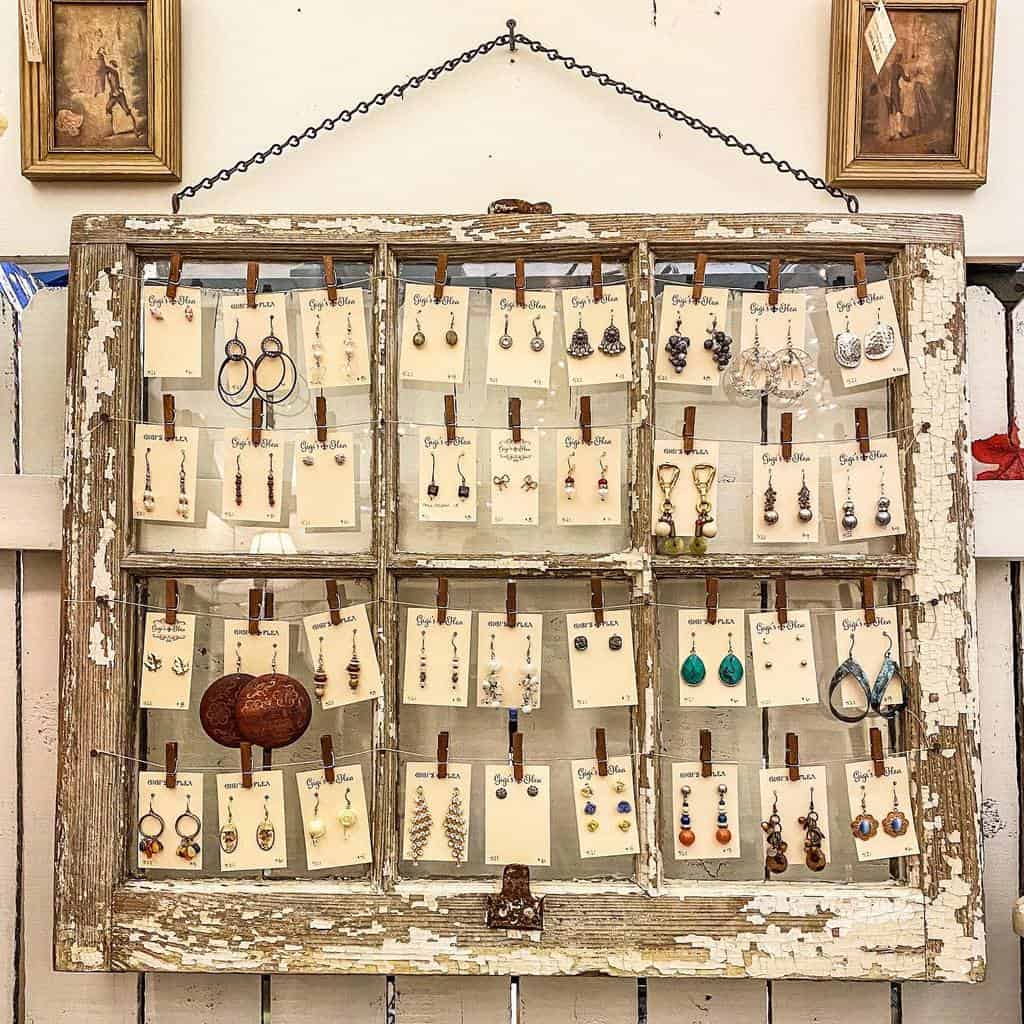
171, 20, 860, 215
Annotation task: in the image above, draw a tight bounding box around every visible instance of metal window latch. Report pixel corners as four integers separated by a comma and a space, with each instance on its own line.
486, 864, 543, 931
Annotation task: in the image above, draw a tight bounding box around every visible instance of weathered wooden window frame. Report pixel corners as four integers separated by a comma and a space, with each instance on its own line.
56, 212, 982, 982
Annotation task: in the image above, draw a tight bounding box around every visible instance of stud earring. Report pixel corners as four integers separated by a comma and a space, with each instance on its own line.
493, 473, 510, 491
677, 785, 695, 846
308, 793, 327, 846
409, 785, 433, 862
450, 633, 460, 691
456, 453, 470, 500
761, 791, 788, 873
608, 633, 624, 652
568, 312, 593, 358
574, 634, 588, 652
256, 794, 276, 852
692, 463, 718, 539
850, 785, 879, 841
412, 316, 426, 348
495, 786, 508, 800
527, 784, 539, 798
444, 787, 467, 865
302, 445, 316, 468
520, 634, 539, 713
681, 632, 706, 686
219, 794, 239, 854
875, 465, 892, 527
718, 632, 744, 686
563, 455, 576, 501
799, 788, 827, 871
705, 316, 733, 370
234, 454, 243, 508
142, 448, 156, 512
665, 316, 689, 373
266, 452, 275, 509
138, 793, 165, 858
174, 794, 201, 862
530, 316, 545, 352
144, 652, 162, 672
175, 450, 190, 519
870, 631, 905, 718
498, 314, 513, 350
597, 451, 610, 502
834, 313, 862, 369
427, 452, 440, 499
841, 467, 858, 531
171, 656, 189, 676
445, 312, 459, 348
583, 784, 598, 831
599, 309, 625, 356
828, 631, 872, 723
521, 474, 538, 492
313, 635, 328, 703
417, 629, 428, 689
864, 306, 896, 361
715, 784, 732, 844
346, 629, 361, 691
483, 632, 503, 706
654, 462, 681, 538
338, 787, 357, 839
772, 319, 815, 402
763, 468, 779, 526
797, 468, 813, 523
882, 780, 909, 837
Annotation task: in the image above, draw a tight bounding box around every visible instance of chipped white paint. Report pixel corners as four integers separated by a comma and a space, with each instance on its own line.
804, 218, 870, 235
695, 220, 754, 239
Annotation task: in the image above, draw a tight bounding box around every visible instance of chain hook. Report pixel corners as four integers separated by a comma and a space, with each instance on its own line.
507, 19, 517, 52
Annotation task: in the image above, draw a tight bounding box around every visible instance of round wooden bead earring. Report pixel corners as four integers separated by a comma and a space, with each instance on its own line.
678, 785, 696, 847
761, 792, 788, 874
714, 784, 732, 845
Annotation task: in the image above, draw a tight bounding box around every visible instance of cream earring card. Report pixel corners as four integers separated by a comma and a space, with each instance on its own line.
295, 764, 372, 870
751, 445, 820, 544
399, 284, 470, 384
474, 613, 543, 710
677, 608, 747, 708
845, 755, 919, 862
561, 285, 632, 386
831, 439, 906, 542
485, 765, 551, 867
223, 619, 290, 676
132, 424, 199, 524
749, 610, 818, 708
302, 603, 382, 709
490, 429, 540, 526
566, 611, 637, 708
137, 772, 204, 871
758, 765, 831, 871
402, 762, 473, 865
671, 763, 740, 861
825, 280, 908, 389
220, 429, 285, 524
571, 757, 640, 859
655, 286, 732, 387
556, 429, 623, 527
140, 611, 196, 710
833, 607, 903, 712
418, 427, 478, 523
294, 430, 356, 529
651, 439, 720, 538
486, 289, 556, 389
740, 292, 808, 355
297, 288, 370, 388
143, 286, 202, 378
220, 292, 290, 356
402, 609, 471, 707
216, 770, 287, 872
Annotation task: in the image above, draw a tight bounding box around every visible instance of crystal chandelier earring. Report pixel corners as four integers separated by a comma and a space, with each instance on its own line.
568, 313, 593, 358
444, 787, 467, 865
725, 319, 780, 401
409, 785, 433, 863
599, 309, 625, 356
771, 320, 816, 403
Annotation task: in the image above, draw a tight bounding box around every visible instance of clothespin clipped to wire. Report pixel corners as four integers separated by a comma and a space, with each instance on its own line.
590, 577, 605, 627
785, 733, 800, 783
855, 407, 871, 457
595, 727, 608, 777
853, 252, 868, 304
323, 255, 339, 306
436, 578, 449, 625
705, 578, 718, 625
682, 406, 696, 455
767, 257, 781, 310
245, 262, 259, 309
775, 579, 788, 626
162, 394, 176, 442
251, 396, 264, 447
508, 397, 522, 443
164, 741, 178, 789
437, 731, 449, 780
514, 258, 526, 307
262, 587, 274, 620
433, 255, 448, 302
320, 735, 336, 784
780, 412, 793, 462
164, 579, 179, 626
691, 254, 708, 302
512, 731, 524, 784
166, 253, 183, 301
699, 729, 713, 779
579, 395, 593, 445
248, 587, 263, 636
869, 728, 886, 779
240, 741, 253, 789
591, 254, 603, 301
444, 394, 458, 444
314, 394, 328, 447
325, 579, 344, 626
861, 577, 877, 626
506, 581, 518, 629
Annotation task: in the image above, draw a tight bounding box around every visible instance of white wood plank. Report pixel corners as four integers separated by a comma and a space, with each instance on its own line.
0, 475, 62, 550
272, 975, 385, 1023
647, 979, 765, 1023
396, 976, 510, 1023
144, 974, 261, 1024
0, 299, 16, 477
519, 977, 635, 1024
21, 552, 138, 1022
0, 553, 18, 1023
770, 981, 889, 1023
1012, 298, 1024, 434
975, 481, 1024, 558
967, 286, 1009, 480
904, 560, 1020, 1023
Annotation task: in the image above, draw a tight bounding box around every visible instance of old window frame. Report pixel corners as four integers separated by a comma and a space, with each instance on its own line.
55, 212, 982, 981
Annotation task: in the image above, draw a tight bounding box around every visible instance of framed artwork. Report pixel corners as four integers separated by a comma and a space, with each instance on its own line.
19, 0, 180, 180
826, 0, 996, 188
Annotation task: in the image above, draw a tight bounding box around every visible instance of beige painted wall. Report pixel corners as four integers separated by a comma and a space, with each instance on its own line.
1, 0, 1022, 257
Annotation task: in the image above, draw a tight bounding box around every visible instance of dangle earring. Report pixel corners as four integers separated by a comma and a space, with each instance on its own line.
456, 454, 470, 500
313, 636, 328, 703
828, 630, 872, 723
681, 632, 707, 686
409, 785, 433, 863
176, 451, 190, 519
568, 312, 593, 358
725, 319, 780, 401
307, 792, 326, 846
426, 452, 440, 499
563, 455, 577, 501
498, 314, 513, 351
346, 629, 361, 691
412, 316, 426, 348
882, 780, 910, 837
850, 785, 879, 841
677, 785, 695, 847
219, 795, 239, 854
174, 795, 202, 862
450, 633, 460, 692
444, 787, 467, 865
138, 793, 165, 858
310, 313, 325, 385
599, 309, 625, 356
266, 452, 275, 508
417, 630, 428, 689
217, 319, 255, 407
870, 632, 905, 718
799, 788, 827, 871
692, 463, 718, 539
597, 451, 610, 502
234, 455, 243, 508
665, 316, 690, 373
483, 633, 503, 706
654, 463, 681, 538
444, 312, 459, 348
343, 312, 355, 374
864, 306, 896, 361
797, 468, 813, 523
530, 316, 545, 353
763, 468, 779, 526
771, 320, 816, 402
338, 788, 357, 839
718, 632, 744, 686
761, 792, 788, 873
142, 448, 156, 512
253, 315, 298, 404
715, 784, 732, 844
256, 794, 276, 851
705, 316, 733, 370
841, 466, 858, 531
875, 465, 892, 527
520, 634, 539, 713
834, 313, 862, 369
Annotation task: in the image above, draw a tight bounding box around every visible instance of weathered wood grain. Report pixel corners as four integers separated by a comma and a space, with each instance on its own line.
395, 977, 510, 1023
144, 974, 260, 1024
272, 975, 385, 1022
520, 977, 636, 1023
647, 979, 766, 1023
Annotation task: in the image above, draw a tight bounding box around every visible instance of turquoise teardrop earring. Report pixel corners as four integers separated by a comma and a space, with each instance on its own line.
718, 632, 744, 686
681, 633, 706, 686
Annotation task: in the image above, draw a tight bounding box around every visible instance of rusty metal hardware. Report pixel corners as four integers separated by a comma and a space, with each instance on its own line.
486, 865, 543, 931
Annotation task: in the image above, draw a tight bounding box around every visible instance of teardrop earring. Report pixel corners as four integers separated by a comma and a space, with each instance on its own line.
828, 631, 872, 723
870, 631, 905, 718
718, 632, 744, 686
445, 312, 459, 348
882, 780, 910, 837
850, 785, 879, 841
763, 468, 779, 525
761, 791, 788, 873
681, 632, 706, 686
677, 785, 695, 847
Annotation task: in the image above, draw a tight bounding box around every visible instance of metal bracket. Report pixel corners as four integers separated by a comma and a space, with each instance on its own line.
486, 864, 543, 931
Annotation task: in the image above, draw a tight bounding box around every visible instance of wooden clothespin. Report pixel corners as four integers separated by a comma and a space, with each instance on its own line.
590, 577, 605, 627
508, 397, 522, 444
775, 579, 788, 626
444, 394, 458, 444
433, 254, 448, 302
248, 587, 263, 636
705, 577, 719, 625
691, 254, 708, 302
853, 252, 868, 304
595, 727, 608, 777
855, 407, 870, 457
780, 412, 793, 462
240, 741, 253, 789
767, 257, 781, 310
579, 395, 593, 445
785, 732, 800, 783
514, 258, 526, 307
436, 578, 449, 625
245, 262, 259, 309
699, 729, 712, 779
162, 394, 176, 442
437, 731, 449, 780
166, 253, 182, 301
251, 396, 264, 447
164, 579, 179, 625
315, 394, 328, 446
505, 581, 518, 629
263, 588, 274, 619
682, 406, 696, 455
869, 728, 886, 779
164, 741, 178, 788
323, 255, 338, 305
320, 735, 336, 784
325, 579, 343, 626
591, 254, 603, 302
512, 731, 524, 784
861, 577, 877, 627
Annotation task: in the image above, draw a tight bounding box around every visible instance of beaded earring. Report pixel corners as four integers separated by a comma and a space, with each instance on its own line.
308, 793, 327, 847
338, 787, 357, 839
761, 792, 788, 874
483, 632, 503, 706
174, 795, 201, 862
417, 629, 428, 689
763, 468, 779, 526
346, 629, 361, 691
176, 451, 190, 519
520, 634, 539, 713
665, 316, 689, 373
597, 451, 610, 502
875, 465, 892, 527
313, 636, 328, 704
841, 467, 858, 531
714, 784, 732, 845
142, 448, 155, 512
797, 468, 813, 523
799, 788, 827, 871
138, 793, 165, 858
677, 785, 695, 847
444, 787, 467, 864
563, 455, 577, 501
450, 633, 460, 692
234, 454, 243, 508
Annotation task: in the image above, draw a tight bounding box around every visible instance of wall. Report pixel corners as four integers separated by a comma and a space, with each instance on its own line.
1, 0, 1023, 258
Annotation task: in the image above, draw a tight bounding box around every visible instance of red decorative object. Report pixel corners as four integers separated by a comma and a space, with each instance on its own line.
973, 422, 1024, 480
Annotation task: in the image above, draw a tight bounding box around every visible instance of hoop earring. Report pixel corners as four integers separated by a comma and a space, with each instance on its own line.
174, 794, 202, 862
252, 315, 298, 404
138, 793, 165, 857
870, 631, 905, 719
217, 319, 255, 407
771, 319, 815, 402
828, 631, 872, 723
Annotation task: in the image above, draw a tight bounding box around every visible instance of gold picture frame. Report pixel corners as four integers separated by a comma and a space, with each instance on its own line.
19, 0, 180, 181
826, 0, 995, 188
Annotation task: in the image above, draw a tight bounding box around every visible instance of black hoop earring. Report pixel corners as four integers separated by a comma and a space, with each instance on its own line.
252, 315, 298, 404
217, 319, 255, 407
